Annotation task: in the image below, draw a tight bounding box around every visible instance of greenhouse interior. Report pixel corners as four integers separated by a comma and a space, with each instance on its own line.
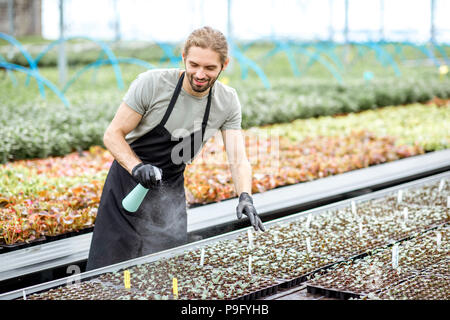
0, 0, 449, 305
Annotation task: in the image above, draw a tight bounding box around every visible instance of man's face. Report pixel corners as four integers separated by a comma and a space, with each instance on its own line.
183, 46, 228, 95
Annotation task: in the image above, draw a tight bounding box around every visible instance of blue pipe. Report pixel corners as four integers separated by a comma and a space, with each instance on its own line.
295, 46, 344, 84
0, 53, 18, 86
26, 36, 125, 89
230, 42, 271, 89
0, 62, 70, 107
0, 33, 46, 97
62, 57, 156, 93
157, 41, 182, 67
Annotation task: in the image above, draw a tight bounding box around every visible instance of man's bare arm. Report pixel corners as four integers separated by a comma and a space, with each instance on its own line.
221, 129, 252, 196
222, 129, 265, 231
103, 102, 143, 175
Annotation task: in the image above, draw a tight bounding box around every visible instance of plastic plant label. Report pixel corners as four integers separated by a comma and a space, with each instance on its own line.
274, 233, 279, 243
306, 214, 312, 230
438, 179, 445, 193
306, 237, 312, 254
124, 270, 131, 289
439, 65, 448, 81
403, 208, 409, 222
359, 220, 363, 238
173, 278, 178, 299
392, 244, 399, 269
447, 196, 450, 208
248, 229, 253, 250
351, 201, 357, 215
397, 190, 403, 204
248, 255, 252, 275
200, 248, 205, 267
221, 76, 230, 85
22, 289, 26, 300
436, 232, 442, 250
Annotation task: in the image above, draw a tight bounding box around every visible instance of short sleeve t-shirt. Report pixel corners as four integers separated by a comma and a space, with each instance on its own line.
122, 68, 242, 148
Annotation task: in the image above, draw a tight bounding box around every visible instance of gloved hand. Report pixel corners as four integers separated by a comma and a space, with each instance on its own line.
131, 163, 162, 188
236, 192, 265, 232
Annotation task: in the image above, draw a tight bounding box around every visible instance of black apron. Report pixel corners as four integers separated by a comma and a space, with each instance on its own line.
86, 72, 211, 271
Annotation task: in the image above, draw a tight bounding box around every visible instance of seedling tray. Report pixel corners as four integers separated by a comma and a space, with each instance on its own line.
277, 221, 447, 292
367, 274, 450, 300
43, 227, 94, 243
234, 279, 282, 300
306, 284, 363, 300
306, 274, 420, 300
2, 172, 449, 300
305, 226, 449, 300
306, 269, 422, 300
0, 237, 47, 253
274, 260, 343, 289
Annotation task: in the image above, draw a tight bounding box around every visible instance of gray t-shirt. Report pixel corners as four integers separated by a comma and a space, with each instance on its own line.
122, 68, 242, 149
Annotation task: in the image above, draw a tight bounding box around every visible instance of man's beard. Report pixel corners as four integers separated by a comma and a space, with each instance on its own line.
186, 70, 222, 93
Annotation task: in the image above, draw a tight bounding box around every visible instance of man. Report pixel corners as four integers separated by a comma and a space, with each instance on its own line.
86, 26, 265, 271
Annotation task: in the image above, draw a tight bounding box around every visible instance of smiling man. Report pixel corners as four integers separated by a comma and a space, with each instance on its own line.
86, 26, 265, 271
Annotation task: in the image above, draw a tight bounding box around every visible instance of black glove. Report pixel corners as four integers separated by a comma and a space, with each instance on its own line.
131, 163, 162, 188
236, 192, 265, 232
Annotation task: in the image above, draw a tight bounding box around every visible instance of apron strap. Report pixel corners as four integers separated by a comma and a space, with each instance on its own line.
201, 85, 212, 137
159, 72, 185, 127
160, 71, 213, 139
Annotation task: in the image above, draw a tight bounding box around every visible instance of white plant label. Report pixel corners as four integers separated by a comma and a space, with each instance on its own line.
248, 255, 252, 275
306, 237, 312, 254
351, 201, 357, 215
248, 229, 254, 250
200, 248, 205, 267
438, 179, 445, 193
436, 232, 442, 250
403, 207, 409, 221
306, 214, 312, 230
401, 220, 407, 230
392, 244, 399, 269
22, 289, 26, 300
447, 196, 450, 208
359, 220, 363, 238
397, 190, 403, 204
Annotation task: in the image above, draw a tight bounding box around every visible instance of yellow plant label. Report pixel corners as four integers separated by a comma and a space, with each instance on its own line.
439, 65, 448, 81
173, 278, 178, 298
221, 76, 230, 85
124, 270, 130, 289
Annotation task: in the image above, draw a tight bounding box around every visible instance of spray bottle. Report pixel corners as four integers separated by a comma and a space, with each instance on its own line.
122, 168, 162, 212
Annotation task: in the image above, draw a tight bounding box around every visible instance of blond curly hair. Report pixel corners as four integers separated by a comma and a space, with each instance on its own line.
183, 26, 228, 66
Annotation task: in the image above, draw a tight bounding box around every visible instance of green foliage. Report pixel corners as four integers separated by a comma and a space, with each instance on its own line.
0, 95, 116, 163
1, 41, 450, 163
239, 76, 450, 128
1, 41, 176, 68
1, 72, 449, 163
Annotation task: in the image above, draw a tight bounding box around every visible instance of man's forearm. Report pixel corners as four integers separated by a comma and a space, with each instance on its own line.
104, 130, 141, 175
230, 160, 253, 196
